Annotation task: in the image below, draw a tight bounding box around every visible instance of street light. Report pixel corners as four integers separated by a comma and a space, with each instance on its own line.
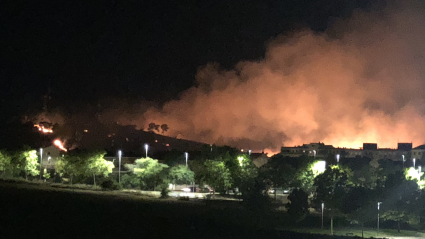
336, 154, 340, 163
238, 156, 243, 166
402, 155, 405, 168
118, 150, 122, 184
248, 149, 251, 155
413, 158, 416, 168
313, 150, 316, 158
312, 161, 326, 176
377, 202, 382, 236
39, 148, 43, 180
185, 152, 188, 167
144, 144, 149, 158
321, 202, 324, 229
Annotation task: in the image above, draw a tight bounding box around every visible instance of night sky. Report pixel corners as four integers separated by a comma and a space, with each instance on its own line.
1, 0, 378, 118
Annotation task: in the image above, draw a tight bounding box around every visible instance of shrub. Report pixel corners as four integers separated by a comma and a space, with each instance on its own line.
101, 180, 122, 191
160, 187, 170, 198
121, 174, 140, 189
43, 169, 51, 180
286, 188, 309, 223
113, 181, 122, 190
53, 173, 62, 183
241, 179, 272, 211
179, 196, 190, 201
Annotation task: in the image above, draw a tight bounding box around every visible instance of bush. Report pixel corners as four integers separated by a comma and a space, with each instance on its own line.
121, 174, 140, 189
240, 179, 272, 211
160, 187, 170, 198
286, 188, 309, 223
113, 181, 122, 190
53, 173, 62, 183
178, 196, 190, 201
101, 180, 122, 191
43, 169, 51, 180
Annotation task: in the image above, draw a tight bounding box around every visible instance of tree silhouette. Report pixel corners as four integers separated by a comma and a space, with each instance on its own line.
160, 124, 169, 133
286, 188, 309, 222
148, 123, 160, 132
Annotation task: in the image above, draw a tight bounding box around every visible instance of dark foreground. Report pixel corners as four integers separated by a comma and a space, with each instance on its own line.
0, 181, 354, 239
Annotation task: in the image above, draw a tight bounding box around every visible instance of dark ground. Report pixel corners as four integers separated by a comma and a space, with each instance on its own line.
0, 181, 357, 239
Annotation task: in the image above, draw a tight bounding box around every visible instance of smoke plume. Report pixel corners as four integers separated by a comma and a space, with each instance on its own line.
128, 1, 425, 152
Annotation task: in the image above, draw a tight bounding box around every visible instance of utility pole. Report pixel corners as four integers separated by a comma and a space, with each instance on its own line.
377, 202, 382, 237
118, 150, 122, 184
321, 203, 324, 230
39, 148, 43, 180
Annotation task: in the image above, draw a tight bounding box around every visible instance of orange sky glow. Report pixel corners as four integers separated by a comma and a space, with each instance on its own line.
122, 3, 425, 152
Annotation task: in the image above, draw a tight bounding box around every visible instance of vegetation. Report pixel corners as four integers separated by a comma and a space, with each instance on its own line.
168, 165, 194, 185
124, 157, 169, 190
56, 150, 113, 185
204, 160, 232, 194
83, 151, 114, 186
4, 143, 425, 235
0, 148, 40, 179
286, 188, 309, 222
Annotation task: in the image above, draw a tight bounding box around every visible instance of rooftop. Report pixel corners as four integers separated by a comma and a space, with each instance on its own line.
413, 145, 425, 150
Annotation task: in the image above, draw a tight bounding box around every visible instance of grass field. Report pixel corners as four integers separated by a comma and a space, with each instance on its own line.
0, 181, 295, 238
1, 180, 424, 239
290, 227, 425, 238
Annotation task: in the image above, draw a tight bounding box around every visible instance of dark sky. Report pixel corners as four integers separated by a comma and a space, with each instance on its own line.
0, 0, 380, 120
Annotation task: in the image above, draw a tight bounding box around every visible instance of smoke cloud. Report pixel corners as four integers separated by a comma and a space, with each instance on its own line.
127, 1, 425, 153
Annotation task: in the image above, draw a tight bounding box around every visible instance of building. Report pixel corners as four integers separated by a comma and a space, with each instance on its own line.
280, 142, 413, 162
40, 145, 63, 169
411, 145, 425, 160
251, 152, 269, 167
280, 142, 337, 159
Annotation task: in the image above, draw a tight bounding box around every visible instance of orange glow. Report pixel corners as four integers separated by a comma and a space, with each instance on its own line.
107, 4, 425, 152
34, 124, 53, 134
263, 148, 279, 156
53, 139, 67, 152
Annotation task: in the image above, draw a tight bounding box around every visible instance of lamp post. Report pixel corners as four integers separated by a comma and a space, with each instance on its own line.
313, 150, 316, 158
238, 156, 243, 166
39, 148, 43, 180
185, 152, 188, 167
118, 150, 122, 184
402, 155, 405, 168
144, 144, 149, 158
413, 158, 416, 168
321, 202, 324, 230
377, 202, 382, 236
336, 154, 340, 163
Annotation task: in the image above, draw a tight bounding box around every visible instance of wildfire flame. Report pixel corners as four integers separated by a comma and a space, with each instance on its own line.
34, 124, 53, 133
53, 139, 67, 152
